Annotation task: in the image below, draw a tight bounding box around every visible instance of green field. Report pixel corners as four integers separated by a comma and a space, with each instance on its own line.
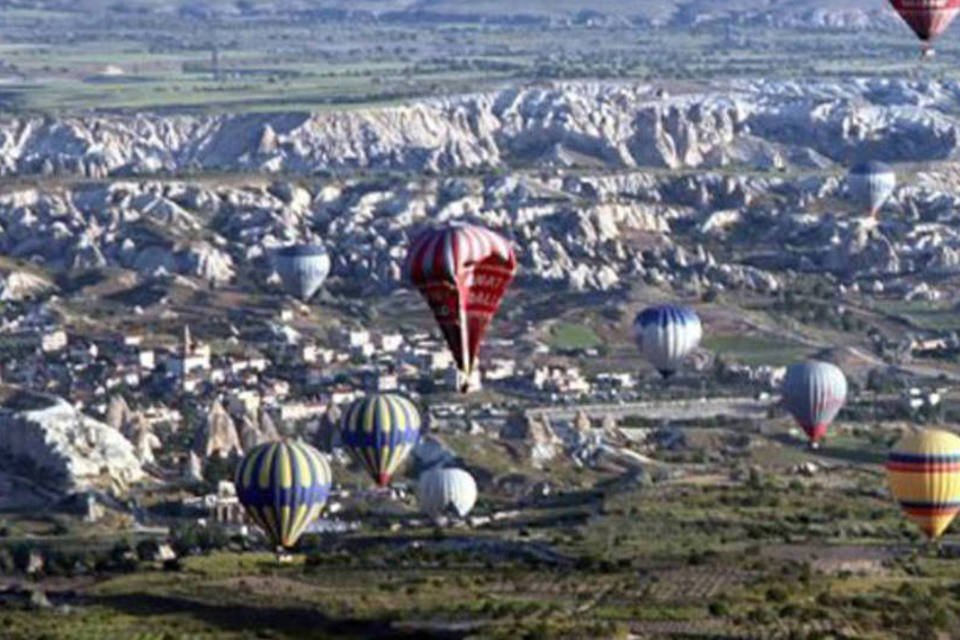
548, 322, 603, 352
703, 333, 812, 367
872, 300, 960, 332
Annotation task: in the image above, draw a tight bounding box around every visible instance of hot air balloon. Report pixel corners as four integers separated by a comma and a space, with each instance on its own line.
406, 223, 517, 393
847, 162, 896, 218
633, 305, 702, 378
889, 0, 960, 57
341, 393, 421, 487
273, 244, 331, 302
235, 440, 332, 550
887, 429, 960, 540
417, 467, 477, 519
781, 361, 847, 447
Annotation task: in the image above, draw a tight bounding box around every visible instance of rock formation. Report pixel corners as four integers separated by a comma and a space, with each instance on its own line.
0, 390, 143, 493
239, 413, 266, 451
194, 399, 242, 459
105, 395, 131, 433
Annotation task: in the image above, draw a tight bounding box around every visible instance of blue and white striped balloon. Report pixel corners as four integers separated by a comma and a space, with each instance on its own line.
633, 305, 703, 378
273, 244, 331, 302
847, 162, 896, 218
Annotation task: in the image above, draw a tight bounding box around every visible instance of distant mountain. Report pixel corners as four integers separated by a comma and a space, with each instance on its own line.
21, 0, 892, 28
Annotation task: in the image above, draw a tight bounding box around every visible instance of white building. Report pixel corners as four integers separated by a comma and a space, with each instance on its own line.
167, 326, 211, 378
376, 373, 399, 391
138, 350, 156, 371
484, 358, 516, 381
533, 366, 590, 394
380, 334, 404, 353
41, 329, 67, 353
345, 330, 370, 349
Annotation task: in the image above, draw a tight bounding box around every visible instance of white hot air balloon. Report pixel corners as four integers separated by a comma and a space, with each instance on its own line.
273, 244, 331, 302
847, 162, 896, 218
633, 304, 703, 378
417, 468, 477, 519
781, 360, 848, 448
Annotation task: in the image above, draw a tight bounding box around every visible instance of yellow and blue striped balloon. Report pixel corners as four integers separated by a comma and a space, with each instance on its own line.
340, 393, 421, 487
887, 429, 960, 540
234, 440, 332, 549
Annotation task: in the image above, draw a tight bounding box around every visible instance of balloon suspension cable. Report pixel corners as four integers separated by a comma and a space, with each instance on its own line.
458, 297, 471, 393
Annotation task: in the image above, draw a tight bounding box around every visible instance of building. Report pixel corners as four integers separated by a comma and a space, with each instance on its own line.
380, 334, 404, 353
41, 329, 68, 353
166, 326, 211, 380
484, 358, 516, 381
138, 349, 156, 371
445, 367, 481, 392
532, 366, 591, 395
594, 372, 636, 390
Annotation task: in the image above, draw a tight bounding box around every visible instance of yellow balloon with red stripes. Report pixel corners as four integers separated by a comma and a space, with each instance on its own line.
234, 440, 332, 549
887, 429, 960, 540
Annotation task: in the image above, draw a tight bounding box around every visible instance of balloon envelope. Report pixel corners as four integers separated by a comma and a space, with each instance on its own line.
847, 162, 896, 217
235, 440, 331, 549
781, 361, 847, 444
889, 0, 960, 48
273, 244, 331, 301
887, 429, 960, 539
418, 467, 478, 518
341, 393, 421, 487
633, 305, 702, 378
406, 224, 517, 392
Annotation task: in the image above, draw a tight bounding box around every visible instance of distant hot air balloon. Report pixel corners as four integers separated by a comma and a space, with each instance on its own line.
887, 429, 960, 540
889, 0, 960, 56
273, 244, 331, 302
235, 440, 332, 550
406, 223, 517, 393
781, 361, 847, 447
341, 393, 421, 487
847, 162, 896, 218
417, 467, 478, 519
633, 305, 703, 378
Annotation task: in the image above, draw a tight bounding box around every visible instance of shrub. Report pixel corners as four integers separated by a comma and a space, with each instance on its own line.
766, 586, 789, 603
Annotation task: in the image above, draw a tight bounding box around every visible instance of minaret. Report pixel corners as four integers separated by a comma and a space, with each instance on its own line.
180, 325, 193, 392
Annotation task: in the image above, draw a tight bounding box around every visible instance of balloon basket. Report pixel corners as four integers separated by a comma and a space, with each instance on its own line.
923, 539, 944, 558
359, 486, 395, 501
275, 550, 294, 564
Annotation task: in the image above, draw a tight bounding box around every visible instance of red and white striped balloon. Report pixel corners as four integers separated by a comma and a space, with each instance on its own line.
406, 223, 517, 392
889, 0, 960, 55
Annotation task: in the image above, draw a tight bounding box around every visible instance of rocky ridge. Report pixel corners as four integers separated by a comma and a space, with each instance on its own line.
3, 80, 960, 296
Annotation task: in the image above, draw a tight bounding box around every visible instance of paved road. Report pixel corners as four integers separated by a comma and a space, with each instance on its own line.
524, 395, 776, 422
